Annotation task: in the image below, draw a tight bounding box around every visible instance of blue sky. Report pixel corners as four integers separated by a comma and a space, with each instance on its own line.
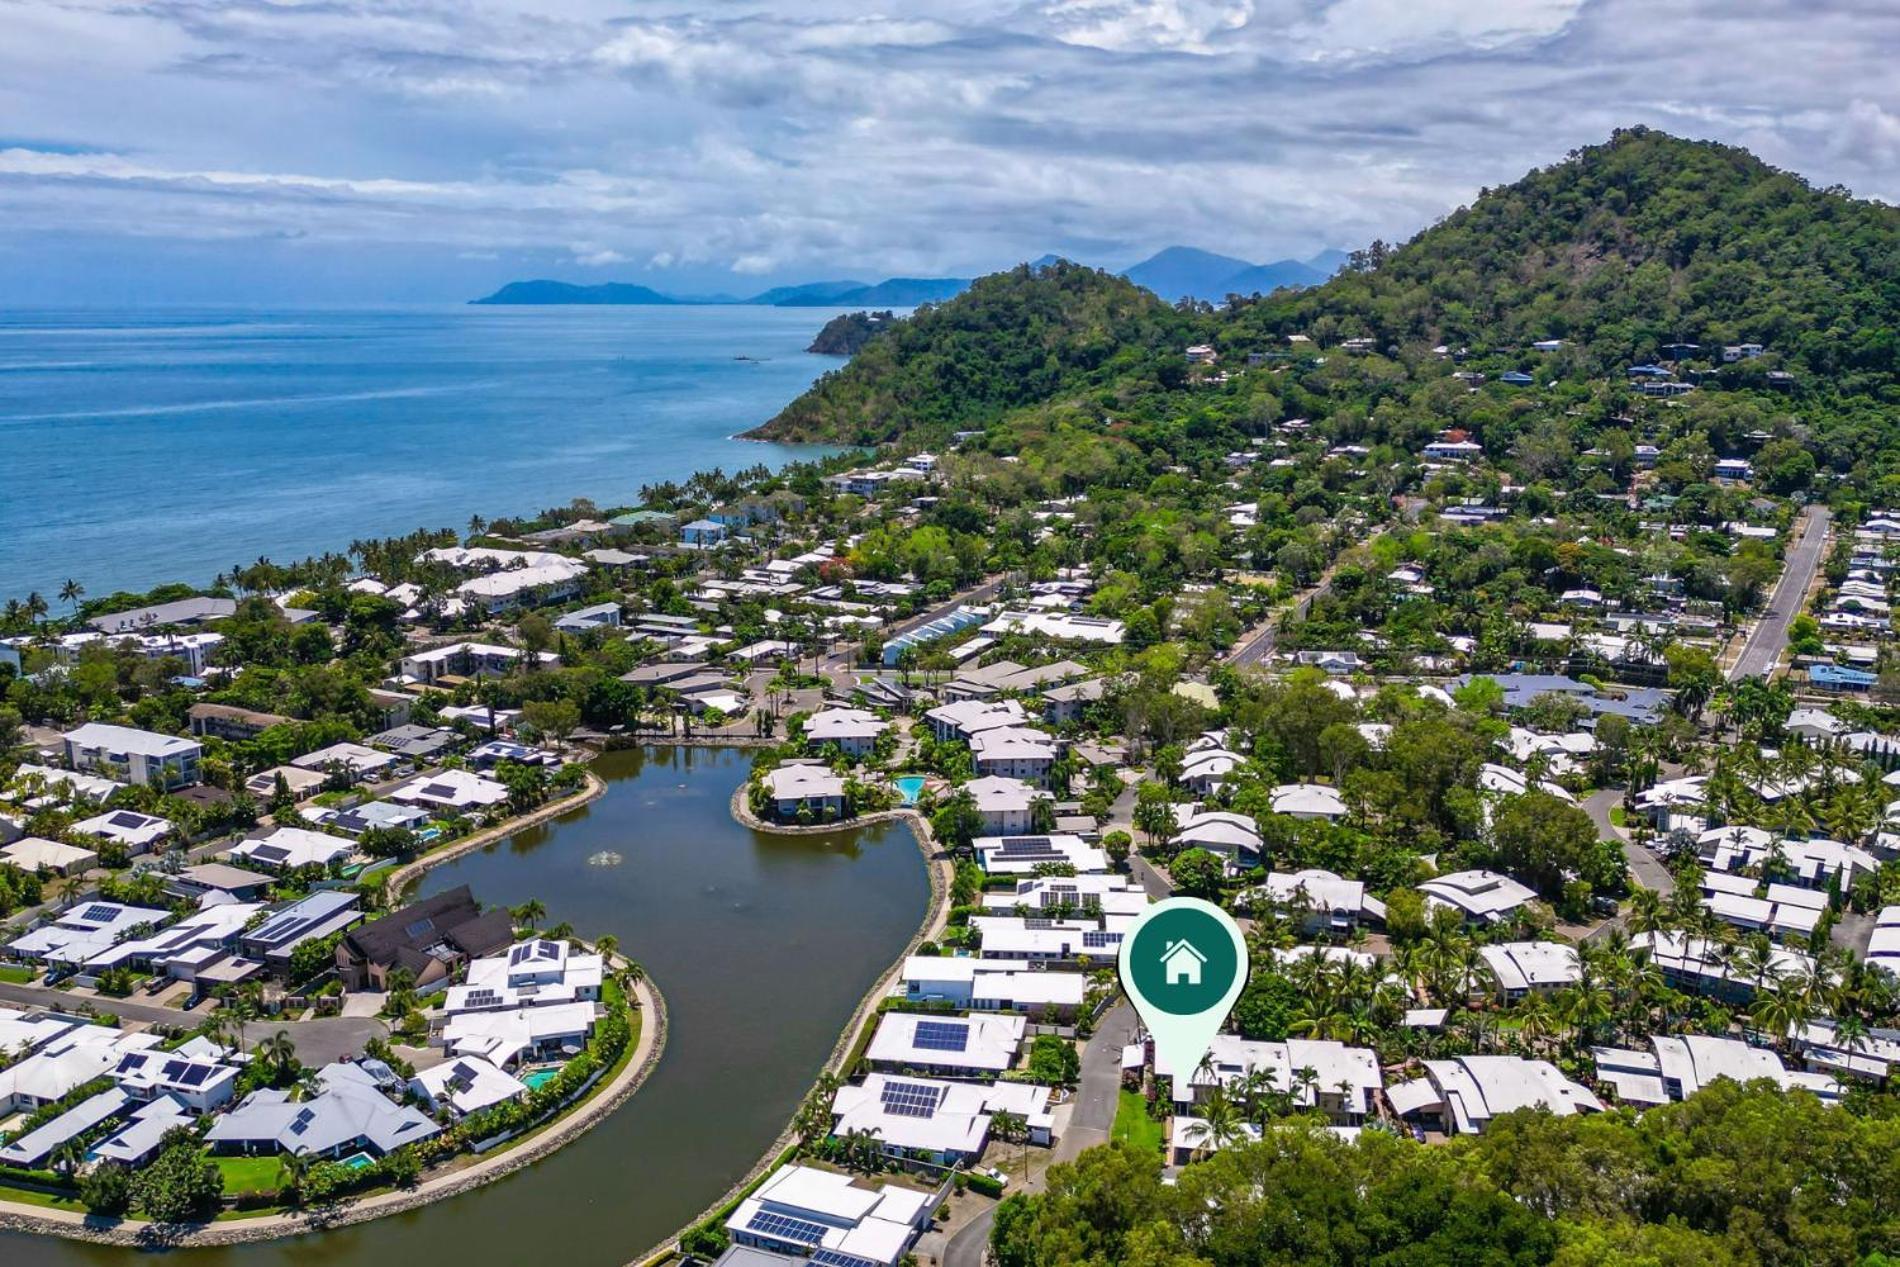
3, 0, 1896, 304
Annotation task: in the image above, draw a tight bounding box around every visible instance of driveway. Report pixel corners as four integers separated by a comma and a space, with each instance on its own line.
239, 1016, 387, 1066
1583, 787, 1674, 899
941, 1001, 1138, 1267
1728, 505, 1830, 681
0, 980, 215, 1026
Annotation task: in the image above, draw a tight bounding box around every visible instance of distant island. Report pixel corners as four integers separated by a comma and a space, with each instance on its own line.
470, 276, 973, 308
470, 245, 1348, 308
806, 310, 897, 356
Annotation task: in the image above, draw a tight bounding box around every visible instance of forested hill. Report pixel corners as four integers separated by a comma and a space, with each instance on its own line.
750, 129, 1900, 474
1223, 127, 1900, 386
746, 261, 1198, 445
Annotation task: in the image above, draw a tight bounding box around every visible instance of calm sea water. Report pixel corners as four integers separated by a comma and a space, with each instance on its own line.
0, 307, 851, 603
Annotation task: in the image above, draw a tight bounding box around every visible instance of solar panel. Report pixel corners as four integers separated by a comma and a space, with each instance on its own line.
880, 1079, 943, 1118
78, 904, 120, 923
913, 1020, 970, 1052
110, 812, 150, 828
404, 918, 438, 939
812, 1251, 882, 1267
746, 1211, 827, 1246
1082, 930, 1120, 949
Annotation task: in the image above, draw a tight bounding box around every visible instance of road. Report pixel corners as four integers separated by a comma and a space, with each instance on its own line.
0, 980, 214, 1026
1225, 563, 1341, 667
0, 981, 387, 1064
1582, 787, 1674, 898
1728, 505, 1830, 682
942, 1001, 1139, 1267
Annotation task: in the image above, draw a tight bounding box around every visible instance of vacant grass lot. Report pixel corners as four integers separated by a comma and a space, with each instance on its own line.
1111, 1089, 1164, 1156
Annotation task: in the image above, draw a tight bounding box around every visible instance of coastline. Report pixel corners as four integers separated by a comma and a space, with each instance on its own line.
622, 780, 953, 1265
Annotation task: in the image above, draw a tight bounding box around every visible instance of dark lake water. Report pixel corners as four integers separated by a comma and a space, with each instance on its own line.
0, 745, 929, 1266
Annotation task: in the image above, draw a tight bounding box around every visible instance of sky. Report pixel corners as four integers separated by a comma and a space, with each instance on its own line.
2, 0, 1897, 305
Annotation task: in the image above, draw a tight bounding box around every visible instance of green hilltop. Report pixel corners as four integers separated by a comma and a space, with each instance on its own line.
749, 128, 1900, 499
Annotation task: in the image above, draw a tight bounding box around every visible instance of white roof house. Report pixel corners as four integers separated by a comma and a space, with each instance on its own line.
60, 723, 202, 789
1389, 1056, 1601, 1135
291, 741, 401, 782
1632, 930, 1818, 998
0, 1024, 162, 1112
69, 808, 172, 854
389, 768, 509, 812
978, 610, 1125, 646
409, 1055, 529, 1118
441, 1000, 596, 1070
925, 699, 1029, 743
206, 1061, 440, 1158
804, 707, 889, 754
7, 764, 123, 805
866, 1012, 1025, 1077
1268, 783, 1348, 820
1251, 869, 1386, 929
761, 763, 848, 807
0, 837, 99, 876
1594, 1034, 1840, 1108
832, 1074, 1053, 1163
85, 900, 264, 974
1154, 1034, 1382, 1122
1418, 870, 1537, 924
445, 938, 604, 1014
901, 956, 1087, 1014
1181, 746, 1246, 794
1172, 806, 1262, 866
973, 834, 1108, 876
964, 776, 1049, 834
229, 826, 356, 872
968, 726, 1059, 779
6, 900, 172, 966
980, 874, 1148, 918
1479, 941, 1582, 995
726, 1163, 934, 1266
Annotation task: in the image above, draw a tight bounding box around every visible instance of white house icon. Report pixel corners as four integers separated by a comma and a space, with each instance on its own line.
1160, 939, 1207, 986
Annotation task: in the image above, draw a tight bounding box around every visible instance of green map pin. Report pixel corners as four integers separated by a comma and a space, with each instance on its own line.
1118, 896, 1249, 1083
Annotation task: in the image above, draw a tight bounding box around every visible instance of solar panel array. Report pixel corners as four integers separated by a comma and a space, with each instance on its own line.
77, 904, 121, 923
996, 837, 1063, 860
913, 1020, 970, 1052
462, 988, 502, 1009
1082, 930, 1120, 949
110, 812, 151, 828
879, 1079, 943, 1118
746, 1211, 828, 1246
812, 1250, 883, 1267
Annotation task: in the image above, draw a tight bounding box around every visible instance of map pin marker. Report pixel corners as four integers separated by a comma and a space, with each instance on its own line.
1118, 896, 1249, 1086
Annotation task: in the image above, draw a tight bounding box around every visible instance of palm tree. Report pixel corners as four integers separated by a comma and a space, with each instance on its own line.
50, 1138, 86, 1178
595, 933, 619, 961
24, 592, 47, 625
1185, 1089, 1248, 1157
58, 579, 84, 617
512, 898, 546, 930
260, 1030, 300, 1084
277, 1150, 309, 1205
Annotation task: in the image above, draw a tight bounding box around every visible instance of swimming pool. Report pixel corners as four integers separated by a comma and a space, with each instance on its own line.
521, 1069, 559, 1091
340, 1152, 374, 1171
893, 775, 927, 806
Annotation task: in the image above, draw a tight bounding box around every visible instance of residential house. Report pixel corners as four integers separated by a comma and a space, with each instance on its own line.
761, 762, 848, 821
804, 707, 889, 758
964, 776, 1049, 836
972, 834, 1108, 877
831, 1074, 1053, 1166
187, 703, 291, 742
1387, 1056, 1601, 1135
725, 1163, 934, 1267
865, 1012, 1026, 1080
207, 1060, 439, 1158
336, 885, 514, 992
409, 1055, 528, 1118
1418, 870, 1537, 925
228, 826, 356, 873
900, 956, 1084, 1020
1250, 869, 1386, 934
238, 891, 363, 974
1593, 1034, 1838, 1108
389, 769, 509, 814
61, 723, 202, 790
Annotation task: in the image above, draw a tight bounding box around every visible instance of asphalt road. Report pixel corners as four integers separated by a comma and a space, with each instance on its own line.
0, 981, 387, 1064
0, 980, 212, 1026
941, 1001, 1138, 1267
1728, 505, 1830, 682
1225, 565, 1340, 667
1582, 787, 1675, 899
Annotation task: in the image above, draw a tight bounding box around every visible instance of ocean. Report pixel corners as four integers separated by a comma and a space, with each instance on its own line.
0, 305, 852, 602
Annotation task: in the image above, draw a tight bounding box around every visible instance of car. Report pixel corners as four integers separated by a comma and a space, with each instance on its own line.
981, 1167, 1009, 1187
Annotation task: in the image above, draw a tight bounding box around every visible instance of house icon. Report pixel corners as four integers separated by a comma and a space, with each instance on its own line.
1159, 939, 1207, 987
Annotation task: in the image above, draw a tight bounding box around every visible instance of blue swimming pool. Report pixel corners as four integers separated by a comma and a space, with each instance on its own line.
521, 1068, 559, 1091
893, 775, 927, 806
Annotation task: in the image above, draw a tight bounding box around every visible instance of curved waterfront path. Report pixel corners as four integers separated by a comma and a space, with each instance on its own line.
0, 745, 933, 1267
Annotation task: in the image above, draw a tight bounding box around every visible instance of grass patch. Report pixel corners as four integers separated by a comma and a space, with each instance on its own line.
211, 1154, 287, 1195
1112, 1090, 1165, 1156
0, 1181, 85, 1211
1608, 806, 1628, 828
0, 965, 35, 984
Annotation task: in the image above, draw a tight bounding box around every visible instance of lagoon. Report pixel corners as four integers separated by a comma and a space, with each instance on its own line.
0, 745, 929, 1267
0, 306, 849, 602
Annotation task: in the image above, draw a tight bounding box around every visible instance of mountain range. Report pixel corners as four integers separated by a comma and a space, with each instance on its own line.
470, 246, 1348, 308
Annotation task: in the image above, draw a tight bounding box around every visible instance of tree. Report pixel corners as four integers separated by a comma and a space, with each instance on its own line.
1169, 848, 1226, 902
513, 897, 547, 929
132, 1130, 224, 1223
1026, 1034, 1080, 1086
522, 697, 581, 744
79, 1162, 133, 1215
929, 790, 984, 853
1488, 791, 1622, 904
58, 578, 85, 616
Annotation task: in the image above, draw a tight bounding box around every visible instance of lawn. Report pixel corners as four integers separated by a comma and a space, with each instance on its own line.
1112, 1089, 1165, 1156
211, 1153, 287, 1194
0, 965, 36, 984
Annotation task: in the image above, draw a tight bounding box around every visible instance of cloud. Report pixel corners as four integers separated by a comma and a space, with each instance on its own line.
0, 0, 1894, 299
